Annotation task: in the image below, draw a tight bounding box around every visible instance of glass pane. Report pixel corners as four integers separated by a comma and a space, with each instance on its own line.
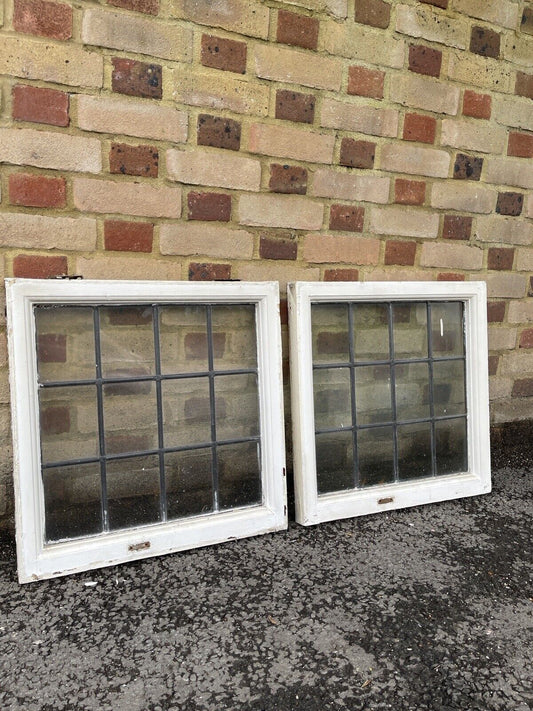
432, 360, 466, 417
35, 306, 95, 383
162, 377, 211, 448
159, 305, 208, 374
355, 365, 392, 425
103, 383, 158, 455
395, 362, 430, 421
393, 303, 428, 359
358, 426, 394, 487
165, 449, 213, 520
107, 455, 161, 530
315, 430, 353, 494
431, 302, 464, 357
43, 463, 102, 542
211, 304, 257, 370
397, 422, 433, 481
312, 303, 350, 364
40, 385, 99, 464
215, 374, 259, 441
313, 367, 351, 430
353, 303, 389, 361
218, 441, 261, 509
436, 418, 467, 475
99, 306, 155, 379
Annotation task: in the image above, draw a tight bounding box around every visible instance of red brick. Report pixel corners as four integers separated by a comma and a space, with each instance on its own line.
184, 396, 226, 422
104, 369, 152, 396
519, 329, 533, 349
41, 406, 70, 435
511, 378, 533, 398
201, 34, 247, 74
317, 331, 349, 355
112, 58, 162, 99
12, 85, 69, 127
442, 215, 472, 240
13, 0, 72, 40
275, 90, 315, 124
324, 268, 359, 281
188, 262, 232, 281
107, 0, 159, 14
106, 434, 153, 454
104, 220, 154, 252
496, 192, 523, 217
37, 334, 66, 363
488, 355, 499, 376
409, 45, 442, 78
508, 132, 533, 158
13, 255, 68, 278
340, 138, 375, 169
348, 66, 385, 100
462, 90, 491, 119
403, 113, 436, 144
187, 192, 232, 222
184, 331, 226, 358
269, 164, 307, 195
487, 301, 506, 323
9, 173, 66, 208
395, 179, 426, 205
329, 205, 364, 232
277, 9, 319, 50
488, 248, 514, 271
354, 0, 390, 29
259, 236, 297, 260
107, 307, 152, 326
470, 26, 500, 59
453, 153, 483, 181
420, 0, 448, 7
197, 114, 241, 151
437, 273, 465, 281
109, 143, 158, 177
384, 240, 416, 266
515, 72, 533, 100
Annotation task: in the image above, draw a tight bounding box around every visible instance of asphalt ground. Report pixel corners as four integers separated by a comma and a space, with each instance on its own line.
0, 440, 531, 711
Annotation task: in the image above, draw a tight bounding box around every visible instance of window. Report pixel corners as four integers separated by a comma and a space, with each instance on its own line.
288, 281, 490, 526
7, 279, 286, 582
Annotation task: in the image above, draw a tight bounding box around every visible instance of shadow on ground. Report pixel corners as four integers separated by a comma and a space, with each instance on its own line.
0, 443, 531, 711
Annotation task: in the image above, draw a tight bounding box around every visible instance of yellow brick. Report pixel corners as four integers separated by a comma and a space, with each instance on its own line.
76, 256, 183, 280
173, 69, 269, 116
390, 74, 460, 115
283, 0, 347, 18
488, 327, 517, 351
238, 194, 323, 230
370, 206, 439, 238
484, 273, 527, 299
248, 123, 335, 164
166, 148, 261, 191
303, 235, 380, 264
453, 0, 519, 30
160, 224, 254, 259
492, 399, 533, 424
489, 377, 512, 400
254, 44, 342, 91
236, 262, 319, 291
0, 128, 101, 173
474, 216, 533, 246
0, 213, 97, 250
420, 243, 483, 270
310, 169, 390, 203
500, 351, 533, 376
431, 183, 496, 214
380, 144, 450, 178
73, 179, 182, 218
395, 4, 468, 49
516, 249, 533, 272
322, 21, 404, 68
502, 34, 533, 68
484, 157, 533, 190
527, 194, 533, 219
321, 98, 399, 137
364, 268, 434, 281
171, 0, 269, 39
441, 119, 506, 154
447, 52, 514, 94
493, 95, 533, 132
508, 301, 533, 323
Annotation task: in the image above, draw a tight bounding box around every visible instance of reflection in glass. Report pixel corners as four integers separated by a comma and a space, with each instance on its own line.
211, 304, 257, 370
103, 383, 157, 455
35, 306, 95, 382
218, 441, 261, 509
397, 422, 433, 480
159, 305, 208, 374
355, 365, 392, 425
215, 374, 260, 441
431, 302, 464, 357
165, 449, 213, 519
315, 430, 353, 494
393, 303, 428, 359
43, 463, 102, 542
358, 426, 394, 487
353, 303, 389, 360
107, 455, 161, 530
100, 306, 155, 379
313, 367, 351, 430
395, 362, 430, 421
432, 360, 466, 417
312, 303, 349, 364
162, 377, 211, 447
436, 418, 467, 475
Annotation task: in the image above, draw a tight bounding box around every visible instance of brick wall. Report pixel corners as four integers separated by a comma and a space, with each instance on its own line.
0, 0, 532, 524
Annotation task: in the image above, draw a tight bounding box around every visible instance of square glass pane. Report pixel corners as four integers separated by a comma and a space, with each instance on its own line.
215, 374, 260, 441
397, 422, 433, 481
103, 383, 158, 455
436, 418, 467, 475
431, 302, 464, 357
162, 377, 211, 448
357, 426, 394, 488
99, 306, 155, 379
35, 306, 95, 383
39, 385, 99, 465
313, 367, 351, 430
312, 303, 350, 364
393, 303, 428, 359
159, 305, 208, 374
211, 304, 257, 370
432, 360, 466, 417
43, 463, 102, 542
395, 362, 430, 421
353, 303, 389, 361
107, 455, 161, 530
165, 449, 213, 520
218, 441, 261, 509
355, 365, 392, 425
315, 430, 354, 494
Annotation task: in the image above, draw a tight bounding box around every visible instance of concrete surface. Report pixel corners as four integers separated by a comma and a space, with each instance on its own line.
0, 441, 531, 711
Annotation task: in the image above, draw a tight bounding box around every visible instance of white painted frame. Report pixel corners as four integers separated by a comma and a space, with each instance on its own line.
6, 279, 287, 583
288, 281, 490, 526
